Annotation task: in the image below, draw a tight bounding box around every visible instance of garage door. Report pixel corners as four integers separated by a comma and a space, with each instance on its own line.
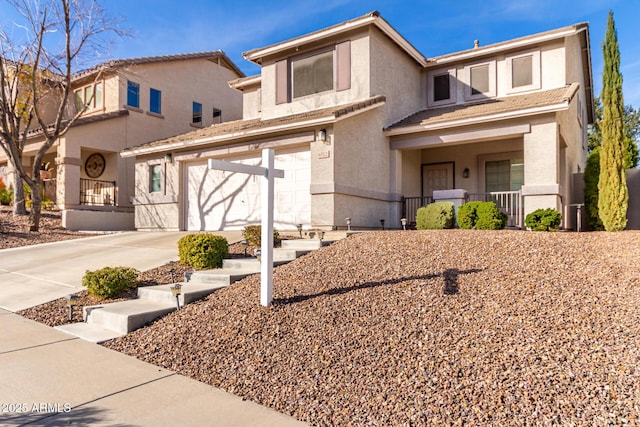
185, 148, 311, 231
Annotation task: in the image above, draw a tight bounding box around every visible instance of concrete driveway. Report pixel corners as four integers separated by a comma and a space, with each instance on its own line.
0, 231, 243, 312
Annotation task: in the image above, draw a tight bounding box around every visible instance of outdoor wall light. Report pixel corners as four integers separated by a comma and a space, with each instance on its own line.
345, 217, 351, 231
401, 218, 407, 230
65, 294, 78, 321
463, 167, 470, 178
380, 219, 385, 230
318, 129, 327, 142
170, 283, 182, 310
164, 152, 173, 164
296, 224, 303, 238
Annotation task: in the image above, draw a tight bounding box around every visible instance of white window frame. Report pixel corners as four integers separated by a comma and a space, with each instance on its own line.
427, 67, 457, 107
74, 81, 104, 112
506, 50, 541, 94
464, 60, 496, 101
477, 151, 524, 193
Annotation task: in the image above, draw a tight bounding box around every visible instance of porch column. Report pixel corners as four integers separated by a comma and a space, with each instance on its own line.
55, 157, 82, 208
522, 120, 562, 216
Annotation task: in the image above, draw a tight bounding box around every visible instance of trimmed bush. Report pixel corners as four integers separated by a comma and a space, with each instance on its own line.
416, 202, 455, 230
82, 266, 139, 299
475, 202, 508, 230
242, 225, 280, 247
0, 187, 12, 206
457, 201, 483, 229
178, 233, 229, 269
458, 201, 507, 230
525, 208, 562, 231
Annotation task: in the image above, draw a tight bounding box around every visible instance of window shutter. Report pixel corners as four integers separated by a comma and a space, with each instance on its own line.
275, 59, 289, 104
336, 41, 351, 91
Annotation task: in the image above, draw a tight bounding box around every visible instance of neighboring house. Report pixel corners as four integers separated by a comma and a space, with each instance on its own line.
123, 11, 593, 231
0, 51, 244, 230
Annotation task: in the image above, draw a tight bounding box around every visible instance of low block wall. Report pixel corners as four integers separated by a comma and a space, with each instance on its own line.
63, 209, 135, 231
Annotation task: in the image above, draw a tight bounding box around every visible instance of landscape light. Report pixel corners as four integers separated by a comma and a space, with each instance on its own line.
345, 217, 351, 231
296, 224, 303, 238
170, 284, 182, 310
65, 294, 78, 321
401, 218, 407, 230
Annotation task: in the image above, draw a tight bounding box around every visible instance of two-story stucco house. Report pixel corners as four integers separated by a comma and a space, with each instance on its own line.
123, 11, 593, 231
0, 51, 244, 230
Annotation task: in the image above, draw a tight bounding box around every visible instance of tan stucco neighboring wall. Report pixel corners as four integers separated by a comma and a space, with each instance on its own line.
368, 27, 425, 126
259, 29, 371, 120
133, 154, 181, 230
241, 87, 262, 119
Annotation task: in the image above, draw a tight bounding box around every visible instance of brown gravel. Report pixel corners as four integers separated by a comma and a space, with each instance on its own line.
100, 230, 640, 426
0, 205, 97, 249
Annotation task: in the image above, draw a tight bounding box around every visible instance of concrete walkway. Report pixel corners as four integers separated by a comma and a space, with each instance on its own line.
0, 231, 243, 312
0, 308, 306, 426
0, 231, 306, 426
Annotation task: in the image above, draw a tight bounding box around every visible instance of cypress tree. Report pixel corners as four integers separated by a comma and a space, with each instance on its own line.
598, 11, 628, 231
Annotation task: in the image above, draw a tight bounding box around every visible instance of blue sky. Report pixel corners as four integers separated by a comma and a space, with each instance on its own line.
2, 0, 639, 106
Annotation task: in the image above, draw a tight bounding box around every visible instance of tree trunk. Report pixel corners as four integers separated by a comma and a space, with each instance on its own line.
28, 181, 42, 232
12, 172, 27, 215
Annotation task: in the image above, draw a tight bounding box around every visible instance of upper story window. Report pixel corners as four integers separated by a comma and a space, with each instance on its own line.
275, 41, 351, 105
192, 102, 202, 124
127, 81, 140, 108
292, 49, 334, 98
212, 107, 222, 123
464, 60, 496, 100
74, 81, 103, 112
427, 68, 456, 107
506, 50, 541, 93
149, 88, 162, 114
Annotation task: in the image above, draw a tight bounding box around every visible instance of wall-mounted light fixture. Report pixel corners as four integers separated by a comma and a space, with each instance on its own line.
164, 152, 173, 164
318, 129, 327, 143
463, 167, 470, 179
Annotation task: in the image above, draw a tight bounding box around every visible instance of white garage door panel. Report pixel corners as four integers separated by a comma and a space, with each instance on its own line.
186, 150, 310, 231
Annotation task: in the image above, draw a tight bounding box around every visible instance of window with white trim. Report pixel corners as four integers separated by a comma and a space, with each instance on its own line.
74, 81, 104, 112
485, 158, 524, 192
427, 68, 457, 107
506, 50, 541, 93
464, 60, 496, 100
149, 164, 162, 193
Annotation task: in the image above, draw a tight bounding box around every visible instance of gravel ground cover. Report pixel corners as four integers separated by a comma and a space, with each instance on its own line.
0, 205, 96, 249
99, 230, 640, 426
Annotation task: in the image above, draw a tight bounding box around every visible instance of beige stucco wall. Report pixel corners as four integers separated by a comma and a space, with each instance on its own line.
259, 28, 371, 120
369, 27, 425, 126
241, 87, 261, 119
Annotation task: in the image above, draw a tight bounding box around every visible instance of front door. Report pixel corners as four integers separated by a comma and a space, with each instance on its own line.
422, 162, 454, 197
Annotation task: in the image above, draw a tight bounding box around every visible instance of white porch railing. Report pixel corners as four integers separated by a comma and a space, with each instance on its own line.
467, 190, 523, 228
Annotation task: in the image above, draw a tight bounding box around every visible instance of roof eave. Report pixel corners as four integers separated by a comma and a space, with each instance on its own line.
243, 12, 427, 67
384, 102, 570, 137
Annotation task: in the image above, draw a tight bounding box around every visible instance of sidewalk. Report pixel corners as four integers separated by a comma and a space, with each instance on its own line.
0, 309, 307, 426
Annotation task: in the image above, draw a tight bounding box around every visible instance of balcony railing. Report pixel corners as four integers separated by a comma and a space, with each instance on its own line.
80, 178, 116, 206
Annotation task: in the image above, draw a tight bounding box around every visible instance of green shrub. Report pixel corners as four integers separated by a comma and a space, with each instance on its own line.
584, 148, 604, 230
525, 208, 562, 231
178, 233, 229, 269
82, 266, 139, 299
416, 202, 455, 229
475, 202, 508, 230
0, 187, 12, 205
242, 225, 280, 247
457, 201, 483, 229
458, 201, 507, 230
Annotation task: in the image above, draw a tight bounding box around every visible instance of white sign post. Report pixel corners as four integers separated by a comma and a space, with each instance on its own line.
207, 148, 284, 307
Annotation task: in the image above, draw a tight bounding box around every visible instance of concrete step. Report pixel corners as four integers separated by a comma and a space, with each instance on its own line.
281, 239, 329, 250
222, 258, 261, 269
55, 322, 126, 344
188, 268, 259, 285
83, 300, 176, 334
137, 282, 227, 305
